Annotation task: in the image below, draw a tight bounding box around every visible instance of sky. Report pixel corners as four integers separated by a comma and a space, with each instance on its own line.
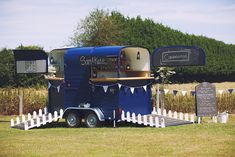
0, 0, 235, 51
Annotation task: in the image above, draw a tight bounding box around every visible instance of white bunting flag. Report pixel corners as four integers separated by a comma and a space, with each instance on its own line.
103, 86, 109, 93
218, 90, 224, 95
118, 83, 122, 89
143, 85, 147, 92
48, 82, 51, 89
164, 89, 169, 95
57, 86, 60, 93
182, 90, 187, 96
130, 87, 135, 94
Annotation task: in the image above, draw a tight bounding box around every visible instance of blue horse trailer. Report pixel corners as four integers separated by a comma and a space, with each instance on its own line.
13, 45, 205, 128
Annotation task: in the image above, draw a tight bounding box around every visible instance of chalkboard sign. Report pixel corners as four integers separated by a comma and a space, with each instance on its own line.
152, 46, 205, 67
196, 82, 217, 117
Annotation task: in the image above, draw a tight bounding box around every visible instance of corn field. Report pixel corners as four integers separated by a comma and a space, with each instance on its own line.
0, 86, 234, 115
0, 88, 47, 115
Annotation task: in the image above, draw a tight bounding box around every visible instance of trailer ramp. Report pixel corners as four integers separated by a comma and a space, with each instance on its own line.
10, 108, 63, 130
121, 108, 194, 128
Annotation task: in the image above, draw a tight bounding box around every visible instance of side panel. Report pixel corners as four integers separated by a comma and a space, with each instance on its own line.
64, 50, 92, 109
91, 83, 119, 119
48, 80, 64, 113
119, 80, 152, 115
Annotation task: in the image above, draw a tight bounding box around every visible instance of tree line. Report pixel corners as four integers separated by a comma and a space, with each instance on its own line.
0, 9, 235, 87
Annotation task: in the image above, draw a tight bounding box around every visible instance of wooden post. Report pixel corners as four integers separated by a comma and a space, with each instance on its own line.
33, 111, 37, 119
28, 113, 31, 121
19, 90, 23, 116
48, 113, 52, 123
190, 114, 195, 123
39, 109, 42, 117
22, 115, 25, 123
168, 110, 172, 118
156, 84, 160, 111
16, 117, 20, 124
163, 109, 167, 116
60, 109, 63, 118
54, 111, 58, 121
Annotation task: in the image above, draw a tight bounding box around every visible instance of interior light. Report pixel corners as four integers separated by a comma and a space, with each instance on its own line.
137, 51, 140, 60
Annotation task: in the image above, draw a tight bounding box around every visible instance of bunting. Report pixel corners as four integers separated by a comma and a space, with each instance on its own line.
103, 86, 109, 93
181, 90, 187, 96
164, 89, 169, 95
173, 90, 178, 96
130, 88, 135, 94
228, 89, 234, 94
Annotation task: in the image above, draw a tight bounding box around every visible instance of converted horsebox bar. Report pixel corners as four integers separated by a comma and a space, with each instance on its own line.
12, 45, 205, 128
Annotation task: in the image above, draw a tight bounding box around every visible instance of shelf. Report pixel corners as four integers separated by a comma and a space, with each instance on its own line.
90, 77, 154, 82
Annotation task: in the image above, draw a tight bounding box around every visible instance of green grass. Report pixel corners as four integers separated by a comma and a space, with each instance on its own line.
0, 115, 235, 157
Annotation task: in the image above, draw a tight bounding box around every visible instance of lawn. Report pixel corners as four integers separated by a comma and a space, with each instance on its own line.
0, 115, 234, 157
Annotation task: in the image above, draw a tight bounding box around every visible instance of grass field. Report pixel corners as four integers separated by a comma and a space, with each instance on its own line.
0, 115, 234, 157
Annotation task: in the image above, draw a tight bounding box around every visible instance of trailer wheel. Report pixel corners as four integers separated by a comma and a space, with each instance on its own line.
66, 111, 80, 128
85, 112, 100, 128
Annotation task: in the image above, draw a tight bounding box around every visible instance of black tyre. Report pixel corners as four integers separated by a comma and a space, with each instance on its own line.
65, 111, 80, 128
85, 112, 100, 128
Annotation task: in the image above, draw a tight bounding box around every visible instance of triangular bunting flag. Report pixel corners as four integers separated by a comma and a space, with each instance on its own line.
118, 83, 122, 89
164, 89, 169, 95
182, 90, 187, 96
143, 85, 147, 92
218, 90, 224, 95
130, 87, 135, 94
57, 86, 60, 93
173, 90, 178, 96
228, 89, 234, 94
48, 82, 51, 89
191, 91, 196, 96
103, 86, 109, 93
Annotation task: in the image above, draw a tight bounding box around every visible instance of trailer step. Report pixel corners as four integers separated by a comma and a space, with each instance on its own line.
120, 108, 195, 128
10, 108, 63, 130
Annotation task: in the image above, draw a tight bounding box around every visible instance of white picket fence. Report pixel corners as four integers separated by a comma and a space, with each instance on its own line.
121, 108, 195, 128
151, 107, 195, 123
121, 110, 166, 128
10, 108, 64, 130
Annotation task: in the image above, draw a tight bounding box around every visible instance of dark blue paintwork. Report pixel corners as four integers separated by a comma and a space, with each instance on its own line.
63, 46, 153, 119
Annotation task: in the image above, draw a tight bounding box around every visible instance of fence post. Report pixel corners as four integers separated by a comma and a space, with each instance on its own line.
53, 111, 58, 121
24, 122, 28, 130
113, 110, 116, 128
143, 115, 147, 125
190, 114, 195, 123
16, 117, 20, 125
163, 109, 167, 116
174, 111, 178, 119
33, 111, 37, 119
19, 90, 23, 116
168, 110, 172, 118
149, 116, 153, 127
39, 109, 42, 117
137, 114, 142, 124
44, 107, 48, 115
60, 109, 63, 118
42, 114, 46, 125
132, 113, 136, 123
184, 113, 189, 121
157, 108, 161, 115
155, 117, 159, 128
179, 112, 183, 120
10, 119, 14, 127
48, 113, 52, 123
22, 115, 25, 123
160, 118, 165, 128
126, 112, 130, 122
28, 113, 31, 121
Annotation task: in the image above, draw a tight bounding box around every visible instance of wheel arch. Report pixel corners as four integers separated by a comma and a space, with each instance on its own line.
62, 107, 105, 121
